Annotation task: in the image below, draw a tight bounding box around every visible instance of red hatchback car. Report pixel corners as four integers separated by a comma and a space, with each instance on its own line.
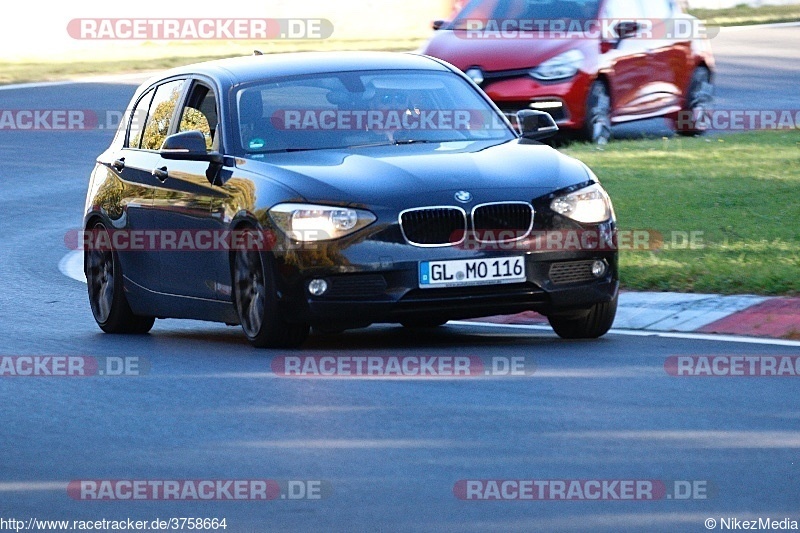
421, 0, 715, 143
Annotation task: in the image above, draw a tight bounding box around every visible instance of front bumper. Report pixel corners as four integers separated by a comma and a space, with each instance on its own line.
482, 71, 594, 130
275, 247, 619, 328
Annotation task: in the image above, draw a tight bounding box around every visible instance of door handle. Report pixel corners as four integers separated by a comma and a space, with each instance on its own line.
112, 158, 125, 171
152, 166, 169, 182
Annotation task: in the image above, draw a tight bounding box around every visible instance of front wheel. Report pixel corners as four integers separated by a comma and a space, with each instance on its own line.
232, 235, 309, 348
580, 81, 612, 145
674, 66, 713, 137
85, 222, 155, 334
548, 294, 617, 339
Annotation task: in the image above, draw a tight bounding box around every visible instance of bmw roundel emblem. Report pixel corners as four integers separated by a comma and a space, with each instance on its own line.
454, 190, 472, 203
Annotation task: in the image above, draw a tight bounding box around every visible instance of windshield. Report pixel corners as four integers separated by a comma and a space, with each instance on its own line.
450, 0, 601, 29
235, 69, 515, 154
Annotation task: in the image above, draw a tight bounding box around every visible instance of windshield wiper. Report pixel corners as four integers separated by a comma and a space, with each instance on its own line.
347, 141, 396, 149
393, 139, 435, 145
393, 139, 466, 145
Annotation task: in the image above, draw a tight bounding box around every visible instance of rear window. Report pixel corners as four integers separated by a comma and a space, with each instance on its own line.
125, 88, 154, 149
138, 79, 186, 151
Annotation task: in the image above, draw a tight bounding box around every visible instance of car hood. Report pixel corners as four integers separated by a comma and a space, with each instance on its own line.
236, 140, 592, 209
421, 31, 581, 72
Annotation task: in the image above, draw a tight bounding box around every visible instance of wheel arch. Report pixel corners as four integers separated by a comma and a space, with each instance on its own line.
593, 73, 612, 109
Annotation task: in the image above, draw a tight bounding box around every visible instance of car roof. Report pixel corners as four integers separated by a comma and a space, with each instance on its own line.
148, 51, 452, 88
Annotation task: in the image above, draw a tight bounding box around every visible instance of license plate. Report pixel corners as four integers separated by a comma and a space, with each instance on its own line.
419, 256, 526, 288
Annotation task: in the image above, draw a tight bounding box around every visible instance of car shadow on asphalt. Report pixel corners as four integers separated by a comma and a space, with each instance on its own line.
123, 322, 591, 353
78, 320, 619, 359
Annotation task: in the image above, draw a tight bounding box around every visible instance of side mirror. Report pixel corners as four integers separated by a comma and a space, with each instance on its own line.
517, 110, 559, 141
432, 20, 447, 30
601, 20, 640, 52
160, 130, 223, 164
615, 20, 640, 39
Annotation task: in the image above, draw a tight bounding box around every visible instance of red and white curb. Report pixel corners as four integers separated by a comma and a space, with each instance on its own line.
471, 292, 800, 341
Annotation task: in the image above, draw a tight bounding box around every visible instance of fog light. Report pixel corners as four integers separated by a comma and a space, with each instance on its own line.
308, 279, 328, 296
591, 260, 607, 278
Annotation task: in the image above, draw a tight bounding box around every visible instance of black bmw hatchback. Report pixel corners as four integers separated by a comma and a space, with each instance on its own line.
83, 51, 619, 348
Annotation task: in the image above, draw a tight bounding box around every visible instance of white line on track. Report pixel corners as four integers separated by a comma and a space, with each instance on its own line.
449, 321, 800, 347
720, 21, 800, 33
58, 250, 84, 283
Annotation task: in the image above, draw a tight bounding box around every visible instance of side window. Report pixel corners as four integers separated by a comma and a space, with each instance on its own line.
140, 79, 186, 151
126, 88, 154, 149
178, 82, 218, 151
644, 0, 674, 20
602, 0, 645, 20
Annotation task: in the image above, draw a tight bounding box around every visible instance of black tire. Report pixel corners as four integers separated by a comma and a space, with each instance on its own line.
580, 81, 612, 145
312, 325, 346, 335
232, 231, 309, 348
401, 319, 448, 329
85, 222, 155, 334
675, 66, 713, 137
548, 294, 617, 339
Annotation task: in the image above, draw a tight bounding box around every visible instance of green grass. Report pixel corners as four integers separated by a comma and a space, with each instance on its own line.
0, 56, 219, 86
559, 131, 800, 296
0, 38, 425, 86
688, 3, 800, 27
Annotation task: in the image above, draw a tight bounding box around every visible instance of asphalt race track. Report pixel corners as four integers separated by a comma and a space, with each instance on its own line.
0, 25, 799, 532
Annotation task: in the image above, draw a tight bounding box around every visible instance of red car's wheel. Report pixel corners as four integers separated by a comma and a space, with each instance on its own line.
580, 81, 612, 145
674, 66, 713, 137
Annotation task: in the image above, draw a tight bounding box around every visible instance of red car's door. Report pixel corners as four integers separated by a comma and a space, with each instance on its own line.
599, 0, 651, 119
641, 0, 687, 112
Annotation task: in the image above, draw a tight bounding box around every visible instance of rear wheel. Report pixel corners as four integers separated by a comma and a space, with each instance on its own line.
548, 294, 617, 339
580, 81, 612, 145
675, 66, 713, 136
232, 231, 309, 348
312, 325, 346, 335
85, 222, 154, 334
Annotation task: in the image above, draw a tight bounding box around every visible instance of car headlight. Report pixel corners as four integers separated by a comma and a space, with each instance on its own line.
269, 203, 376, 242
550, 183, 614, 224
530, 50, 584, 81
